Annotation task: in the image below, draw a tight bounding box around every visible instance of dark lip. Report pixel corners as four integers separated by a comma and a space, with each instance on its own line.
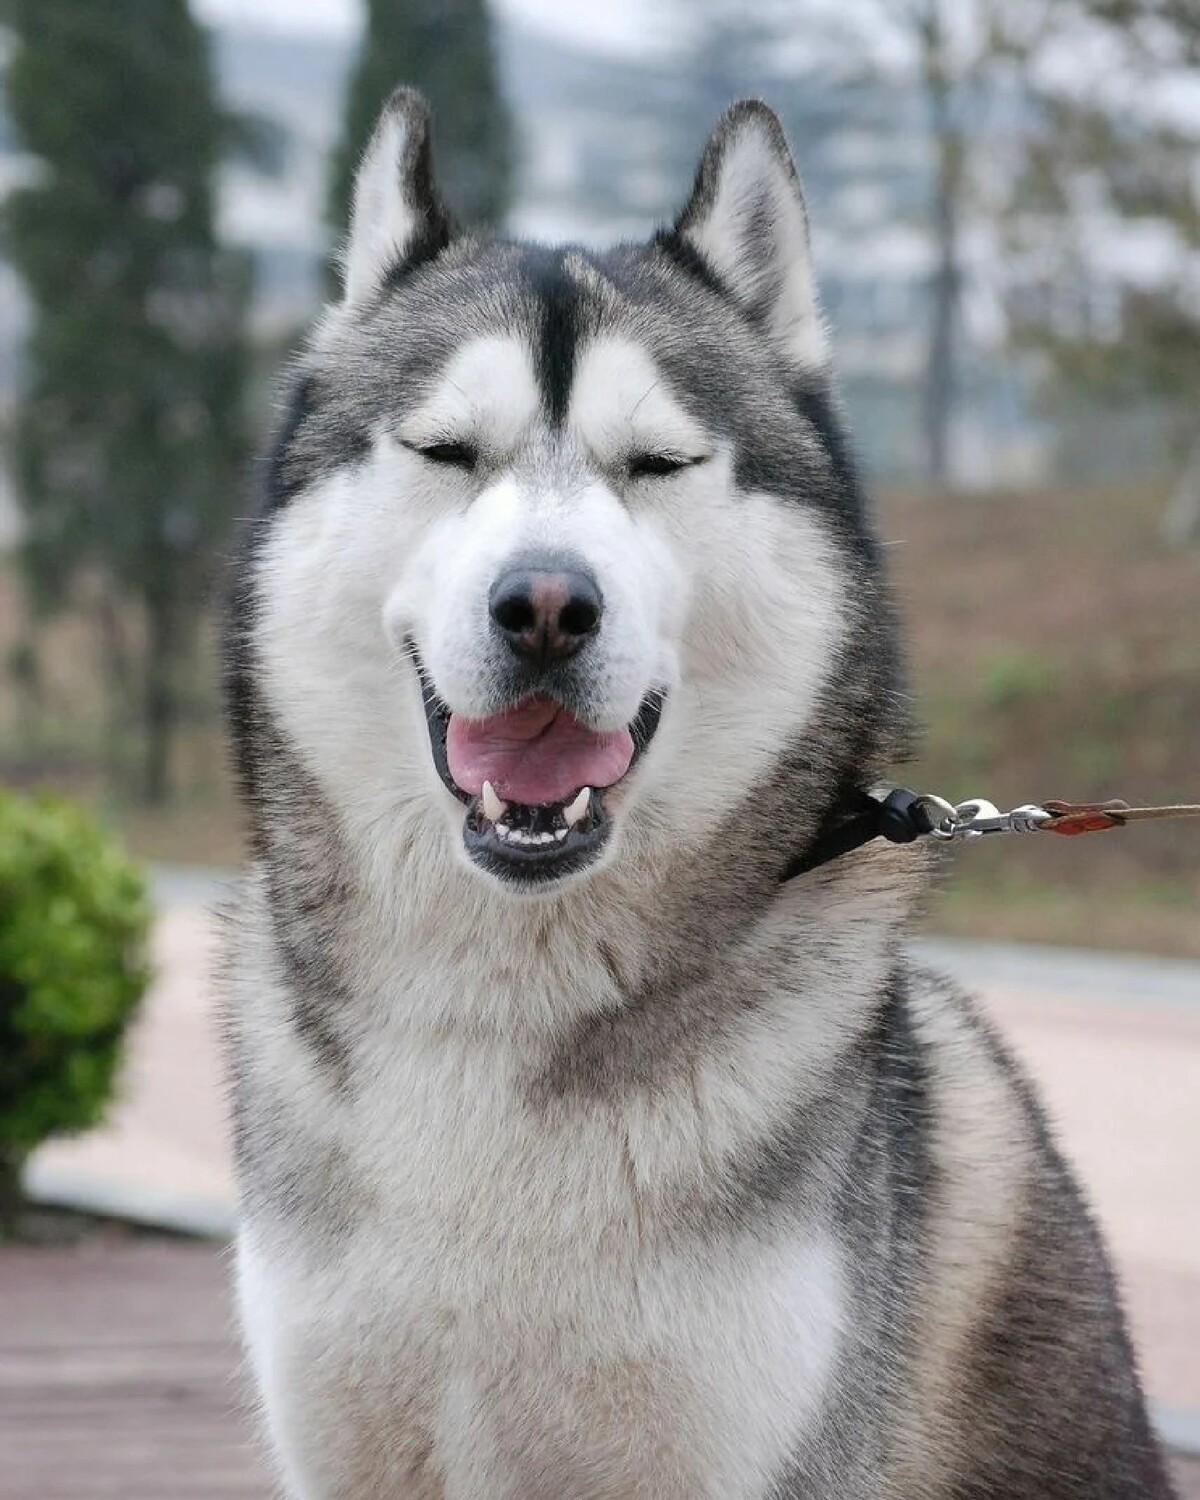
409, 644, 666, 885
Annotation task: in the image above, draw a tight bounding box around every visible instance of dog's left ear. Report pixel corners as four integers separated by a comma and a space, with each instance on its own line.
670, 101, 827, 372
341, 87, 455, 305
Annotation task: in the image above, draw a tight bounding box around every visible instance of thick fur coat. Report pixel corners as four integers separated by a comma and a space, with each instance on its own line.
221, 92, 1175, 1499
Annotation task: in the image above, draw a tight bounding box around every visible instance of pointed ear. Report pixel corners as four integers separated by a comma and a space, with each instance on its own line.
671, 101, 827, 371
342, 87, 455, 305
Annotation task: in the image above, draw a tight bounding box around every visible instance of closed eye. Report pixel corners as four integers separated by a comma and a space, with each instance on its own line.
403, 439, 478, 470
627, 452, 707, 479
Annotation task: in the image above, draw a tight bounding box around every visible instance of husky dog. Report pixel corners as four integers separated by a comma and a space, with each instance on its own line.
221, 91, 1175, 1499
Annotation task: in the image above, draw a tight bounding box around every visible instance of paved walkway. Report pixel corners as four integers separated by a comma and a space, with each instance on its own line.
12, 880, 1200, 1487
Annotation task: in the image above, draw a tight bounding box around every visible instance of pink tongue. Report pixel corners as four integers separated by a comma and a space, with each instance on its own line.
446, 696, 634, 806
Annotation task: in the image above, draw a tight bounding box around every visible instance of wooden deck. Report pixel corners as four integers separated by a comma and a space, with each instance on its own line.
0, 1239, 268, 1499
0, 1237, 1196, 1498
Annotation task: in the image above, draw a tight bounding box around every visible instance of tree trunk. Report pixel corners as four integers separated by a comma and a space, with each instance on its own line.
920, 0, 964, 491
1161, 431, 1200, 548
142, 590, 177, 806
97, 588, 135, 790
0, 1151, 25, 1239
9, 627, 42, 754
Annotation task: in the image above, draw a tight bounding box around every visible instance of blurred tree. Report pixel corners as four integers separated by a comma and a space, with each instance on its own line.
811, 0, 1014, 490
1000, 0, 1200, 541
774, 0, 1200, 503
914, 2, 967, 492
2, 0, 251, 802
327, 0, 513, 280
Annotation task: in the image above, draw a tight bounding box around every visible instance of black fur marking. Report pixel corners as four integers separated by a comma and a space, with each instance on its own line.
380, 211, 456, 292
650, 229, 731, 302
524, 248, 583, 427
260, 825, 356, 1087
262, 372, 371, 512
263, 375, 318, 510
766, 969, 936, 1498
220, 517, 270, 813
696, 1050, 866, 1238
790, 384, 876, 545
220, 501, 355, 1085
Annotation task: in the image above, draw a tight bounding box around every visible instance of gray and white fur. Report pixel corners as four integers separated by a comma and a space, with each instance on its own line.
221, 91, 1176, 1498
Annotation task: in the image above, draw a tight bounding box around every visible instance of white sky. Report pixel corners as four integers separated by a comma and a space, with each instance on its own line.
190, 0, 662, 57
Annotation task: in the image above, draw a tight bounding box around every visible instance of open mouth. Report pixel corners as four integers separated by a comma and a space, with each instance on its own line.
413, 653, 664, 884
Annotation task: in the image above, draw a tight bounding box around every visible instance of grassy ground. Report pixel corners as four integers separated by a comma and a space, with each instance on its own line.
882, 483, 1200, 956
1, 481, 1198, 955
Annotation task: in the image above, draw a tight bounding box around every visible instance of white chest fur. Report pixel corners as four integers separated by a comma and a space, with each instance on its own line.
235, 1013, 846, 1500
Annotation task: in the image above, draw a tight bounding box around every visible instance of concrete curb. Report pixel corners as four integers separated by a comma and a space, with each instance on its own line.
1158, 1409, 1200, 1459
23, 1160, 236, 1241
914, 938, 1200, 1009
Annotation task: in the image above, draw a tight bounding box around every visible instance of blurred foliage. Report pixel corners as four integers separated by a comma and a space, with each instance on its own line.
224, 109, 292, 180
979, 648, 1061, 712
1, 0, 252, 802
1006, 5, 1199, 382
997, 1, 1200, 532
770, 0, 1200, 502
0, 790, 151, 1233
326, 0, 513, 274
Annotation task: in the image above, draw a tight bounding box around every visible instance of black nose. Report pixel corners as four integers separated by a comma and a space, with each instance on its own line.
488, 563, 603, 665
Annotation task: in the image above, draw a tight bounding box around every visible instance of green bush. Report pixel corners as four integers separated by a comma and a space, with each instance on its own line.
0, 792, 151, 1230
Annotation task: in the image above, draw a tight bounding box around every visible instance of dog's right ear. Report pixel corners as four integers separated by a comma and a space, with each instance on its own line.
341, 87, 455, 305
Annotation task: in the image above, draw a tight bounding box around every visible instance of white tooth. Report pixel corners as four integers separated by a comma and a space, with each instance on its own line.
496, 824, 510, 840
564, 787, 591, 827
539, 832, 554, 844
482, 781, 507, 823
554, 828, 567, 841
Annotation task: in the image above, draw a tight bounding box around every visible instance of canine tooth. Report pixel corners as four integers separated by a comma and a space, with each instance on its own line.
564, 787, 591, 827
481, 781, 507, 823
554, 828, 567, 841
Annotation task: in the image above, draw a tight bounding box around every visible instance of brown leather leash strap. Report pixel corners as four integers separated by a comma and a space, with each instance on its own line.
1040, 800, 1200, 836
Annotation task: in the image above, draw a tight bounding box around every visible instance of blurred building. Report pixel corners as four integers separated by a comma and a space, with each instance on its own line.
0, 9, 1052, 502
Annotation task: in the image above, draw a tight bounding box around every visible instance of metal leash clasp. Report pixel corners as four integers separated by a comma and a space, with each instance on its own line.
917, 794, 1052, 841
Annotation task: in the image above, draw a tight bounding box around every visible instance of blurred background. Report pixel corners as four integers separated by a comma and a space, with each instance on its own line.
0, 2, 1198, 1495
0, 0, 1197, 950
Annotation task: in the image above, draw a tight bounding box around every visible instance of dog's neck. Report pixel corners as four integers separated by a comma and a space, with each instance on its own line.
256, 760, 925, 1063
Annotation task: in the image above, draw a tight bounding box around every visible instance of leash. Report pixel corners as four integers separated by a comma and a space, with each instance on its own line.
784, 788, 1200, 882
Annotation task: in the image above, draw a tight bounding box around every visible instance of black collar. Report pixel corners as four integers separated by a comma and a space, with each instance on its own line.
781, 787, 934, 882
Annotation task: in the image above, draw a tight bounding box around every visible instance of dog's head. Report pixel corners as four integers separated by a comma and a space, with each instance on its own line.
230, 91, 902, 896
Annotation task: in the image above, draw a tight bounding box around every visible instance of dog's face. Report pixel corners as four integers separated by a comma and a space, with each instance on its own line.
246, 94, 884, 895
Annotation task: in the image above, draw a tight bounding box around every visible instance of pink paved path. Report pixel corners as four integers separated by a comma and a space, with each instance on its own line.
27, 903, 1200, 1419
